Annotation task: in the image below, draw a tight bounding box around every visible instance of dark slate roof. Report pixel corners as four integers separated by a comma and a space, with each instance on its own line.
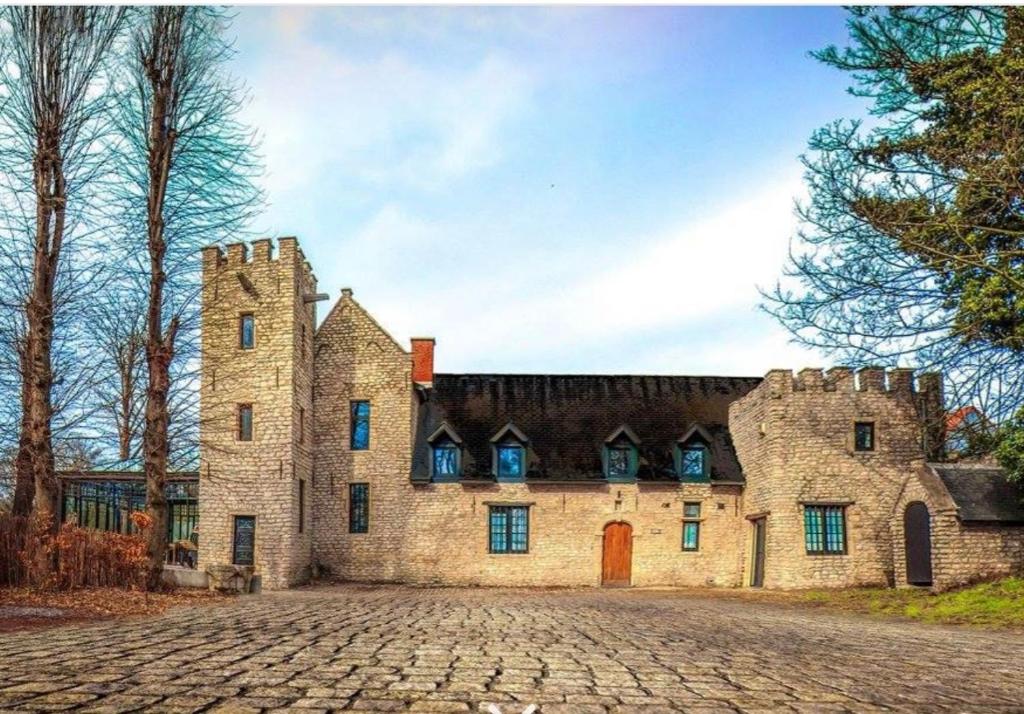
930, 463, 1024, 523
412, 374, 762, 483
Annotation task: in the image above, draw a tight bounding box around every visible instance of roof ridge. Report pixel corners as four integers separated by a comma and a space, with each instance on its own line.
433, 372, 763, 380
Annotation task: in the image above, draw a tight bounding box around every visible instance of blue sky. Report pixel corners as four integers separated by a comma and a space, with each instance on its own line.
230, 6, 867, 375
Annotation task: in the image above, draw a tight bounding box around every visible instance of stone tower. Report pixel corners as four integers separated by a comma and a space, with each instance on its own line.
729, 367, 942, 589
198, 237, 317, 589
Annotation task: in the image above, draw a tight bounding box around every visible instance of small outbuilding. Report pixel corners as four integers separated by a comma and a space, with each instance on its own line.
894, 463, 1024, 591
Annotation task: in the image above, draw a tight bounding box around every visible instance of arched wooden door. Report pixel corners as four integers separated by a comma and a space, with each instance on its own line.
602, 522, 633, 587
904, 502, 933, 586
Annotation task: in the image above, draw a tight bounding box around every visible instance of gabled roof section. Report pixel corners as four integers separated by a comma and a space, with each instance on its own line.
604, 424, 641, 445
489, 422, 529, 444
410, 374, 761, 482
427, 422, 463, 445
928, 463, 1024, 524
678, 424, 714, 445
316, 289, 408, 356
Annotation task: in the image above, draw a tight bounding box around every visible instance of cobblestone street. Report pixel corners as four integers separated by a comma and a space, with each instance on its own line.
0, 584, 1022, 713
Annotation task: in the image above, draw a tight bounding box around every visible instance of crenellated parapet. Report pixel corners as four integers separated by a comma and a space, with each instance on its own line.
764, 367, 941, 397
202, 237, 317, 290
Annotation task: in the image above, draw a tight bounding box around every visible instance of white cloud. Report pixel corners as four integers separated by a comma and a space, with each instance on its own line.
241, 26, 536, 200
354, 173, 823, 375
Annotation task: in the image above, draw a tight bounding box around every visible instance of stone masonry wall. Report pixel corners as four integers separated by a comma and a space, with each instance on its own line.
199, 238, 316, 589
310, 291, 747, 586
893, 469, 1024, 592
729, 368, 936, 589
393, 482, 745, 587
312, 291, 414, 582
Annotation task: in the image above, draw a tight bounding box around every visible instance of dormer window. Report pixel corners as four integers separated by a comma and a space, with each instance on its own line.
490, 423, 529, 482
496, 444, 524, 480
428, 423, 463, 483
432, 440, 460, 481
603, 426, 640, 482
676, 425, 712, 481
607, 446, 632, 478
680, 446, 707, 478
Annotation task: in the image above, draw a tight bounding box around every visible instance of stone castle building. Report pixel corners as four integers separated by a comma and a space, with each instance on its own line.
60, 236, 1024, 592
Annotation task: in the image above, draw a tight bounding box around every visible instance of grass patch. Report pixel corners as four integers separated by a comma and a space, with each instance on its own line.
800, 577, 1024, 628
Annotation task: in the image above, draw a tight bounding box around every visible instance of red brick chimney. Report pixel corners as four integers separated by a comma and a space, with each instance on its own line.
411, 338, 435, 386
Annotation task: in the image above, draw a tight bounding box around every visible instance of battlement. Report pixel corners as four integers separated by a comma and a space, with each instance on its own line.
201, 237, 316, 284
764, 367, 941, 396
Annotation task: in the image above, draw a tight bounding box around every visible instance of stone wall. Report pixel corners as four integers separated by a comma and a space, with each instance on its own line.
312, 291, 414, 582
892, 468, 1024, 591
729, 368, 936, 589
310, 291, 747, 587
198, 238, 316, 589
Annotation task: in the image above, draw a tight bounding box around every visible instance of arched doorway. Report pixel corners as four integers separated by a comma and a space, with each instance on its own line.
904, 502, 933, 586
602, 522, 632, 587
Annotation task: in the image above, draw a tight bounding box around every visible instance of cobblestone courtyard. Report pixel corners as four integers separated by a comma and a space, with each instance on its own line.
1, 584, 1022, 713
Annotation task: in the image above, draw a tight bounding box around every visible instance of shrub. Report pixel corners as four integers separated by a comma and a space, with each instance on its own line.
0, 512, 151, 591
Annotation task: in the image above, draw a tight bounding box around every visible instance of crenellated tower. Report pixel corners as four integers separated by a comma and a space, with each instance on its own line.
198, 237, 318, 589
729, 367, 944, 589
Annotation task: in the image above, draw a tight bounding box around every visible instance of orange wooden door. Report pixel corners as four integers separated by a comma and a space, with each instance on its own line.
602, 522, 632, 586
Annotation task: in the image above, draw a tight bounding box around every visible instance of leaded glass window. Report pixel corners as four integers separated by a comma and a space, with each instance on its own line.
432, 442, 459, 481
680, 446, 706, 478
349, 483, 369, 533
854, 422, 875, 451
350, 401, 370, 450
496, 444, 524, 480
489, 505, 529, 553
239, 313, 255, 349
233, 515, 255, 566
607, 446, 633, 479
804, 505, 846, 554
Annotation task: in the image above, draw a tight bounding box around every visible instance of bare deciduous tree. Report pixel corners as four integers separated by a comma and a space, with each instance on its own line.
112, 7, 262, 588
0, 8, 126, 528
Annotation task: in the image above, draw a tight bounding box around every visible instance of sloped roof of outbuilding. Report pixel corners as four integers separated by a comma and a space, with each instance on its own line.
412, 374, 761, 483
929, 463, 1024, 524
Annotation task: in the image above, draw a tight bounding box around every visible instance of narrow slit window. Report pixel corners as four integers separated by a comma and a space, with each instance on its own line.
298, 479, 305, 534
350, 401, 370, 450
682, 501, 701, 551
239, 313, 255, 349
299, 406, 305, 444
349, 483, 369, 533
237, 404, 253, 441
232, 515, 255, 566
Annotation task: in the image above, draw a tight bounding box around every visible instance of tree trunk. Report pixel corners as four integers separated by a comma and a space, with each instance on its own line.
142, 13, 181, 588
13, 347, 35, 517
22, 121, 64, 534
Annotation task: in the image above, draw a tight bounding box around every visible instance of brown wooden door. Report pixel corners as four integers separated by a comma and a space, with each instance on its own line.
904, 502, 933, 586
751, 518, 766, 587
602, 522, 632, 587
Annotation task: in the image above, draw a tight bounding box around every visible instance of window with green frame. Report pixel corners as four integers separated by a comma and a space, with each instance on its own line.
495, 443, 525, 481
489, 505, 529, 553
804, 505, 846, 554
605, 442, 637, 480
682, 501, 701, 551
677, 443, 709, 480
